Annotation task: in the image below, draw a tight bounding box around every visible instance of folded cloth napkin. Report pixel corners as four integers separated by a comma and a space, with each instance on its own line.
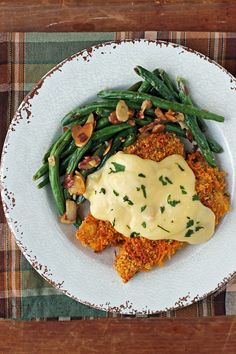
0, 32, 235, 319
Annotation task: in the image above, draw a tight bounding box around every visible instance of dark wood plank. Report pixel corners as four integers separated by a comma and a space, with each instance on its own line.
1, 317, 236, 354
0, 0, 236, 32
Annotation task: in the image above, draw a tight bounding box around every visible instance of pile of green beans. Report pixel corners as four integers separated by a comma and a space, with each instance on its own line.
33, 65, 224, 222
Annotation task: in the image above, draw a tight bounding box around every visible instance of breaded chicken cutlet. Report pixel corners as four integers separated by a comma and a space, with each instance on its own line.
76, 132, 230, 282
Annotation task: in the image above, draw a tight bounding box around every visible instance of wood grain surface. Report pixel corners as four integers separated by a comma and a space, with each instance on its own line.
0, 0, 236, 32
1, 317, 236, 354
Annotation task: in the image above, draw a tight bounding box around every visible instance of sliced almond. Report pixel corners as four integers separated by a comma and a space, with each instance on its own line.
108, 111, 120, 125
175, 112, 185, 122
152, 124, 165, 133
71, 123, 94, 147
60, 213, 73, 224
141, 100, 152, 113
116, 100, 129, 122
165, 110, 177, 122
68, 172, 86, 195
103, 139, 112, 155
66, 199, 77, 222
178, 121, 188, 130
154, 107, 166, 120
86, 112, 95, 125
78, 156, 101, 170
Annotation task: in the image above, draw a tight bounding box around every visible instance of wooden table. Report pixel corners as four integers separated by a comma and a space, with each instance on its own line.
0, 0, 236, 32
1, 1, 236, 353
0, 317, 235, 353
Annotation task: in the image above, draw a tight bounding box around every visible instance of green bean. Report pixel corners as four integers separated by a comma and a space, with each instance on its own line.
134, 118, 153, 126
99, 136, 123, 169
158, 69, 178, 97
37, 176, 49, 189
48, 129, 72, 215
61, 100, 119, 126
98, 90, 224, 122
95, 108, 112, 117
123, 128, 137, 147
96, 117, 110, 129
33, 163, 48, 181
207, 137, 223, 153
135, 66, 177, 101
128, 81, 142, 91
74, 214, 82, 228
92, 123, 131, 143
61, 140, 76, 159
177, 78, 216, 167
165, 123, 186, 137
138, 69, 160, 94
63, 188, 71, 200
66, 140, 93, 175
138, 80, 152, 94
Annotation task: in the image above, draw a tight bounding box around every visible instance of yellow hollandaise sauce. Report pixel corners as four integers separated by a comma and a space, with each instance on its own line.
84, 152, 215, 244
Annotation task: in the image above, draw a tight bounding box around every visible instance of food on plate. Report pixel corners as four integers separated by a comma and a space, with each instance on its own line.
33, 66, 230, 282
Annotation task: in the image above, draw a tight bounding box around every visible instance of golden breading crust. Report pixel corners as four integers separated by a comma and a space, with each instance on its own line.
187, 151, 230, 225
124, 132, 185, 161
114, 238, 184, 283
76, 213, 125, 252
75, 132, 230, 282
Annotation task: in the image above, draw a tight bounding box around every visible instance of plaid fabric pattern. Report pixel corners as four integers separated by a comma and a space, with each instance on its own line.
0, 32, 235, 320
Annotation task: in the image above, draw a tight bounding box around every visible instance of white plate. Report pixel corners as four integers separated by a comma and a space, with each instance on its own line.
1, 40, 235, 314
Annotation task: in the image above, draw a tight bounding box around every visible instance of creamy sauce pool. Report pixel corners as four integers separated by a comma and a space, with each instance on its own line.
84, 152, 215, 244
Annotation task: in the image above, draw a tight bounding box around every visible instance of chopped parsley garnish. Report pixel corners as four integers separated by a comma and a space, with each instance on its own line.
141, 184, 147, 198
130, 231, 140, 238
113, 190, 119, 196
138, 173, 146, 178
99, 188, 106, 194
186, 219, 194, 228
180, 185, 187, 195
185, 217, 204, 237
110, 208, 114, 211
192, 194, 200, 201
109, 162, 126, 174
185, 229, 194, 237
171, 220, 174, 223
94, 190, 97, 194
157, 225, 170, 233
141, 222, 147, 228
176, 163, 185, 171
141, 205, 147, 212
167, 194, 181, 207
136, 187, 141, 191
126, 225, 131, 229
112, 218, 116, 227
123, 195, 134, 206
160, 206, 165, 214
159, 175, 173, 186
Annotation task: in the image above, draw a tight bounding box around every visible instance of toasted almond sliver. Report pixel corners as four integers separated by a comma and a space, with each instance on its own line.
175, 112, 185, 122
68, 172, 86, 195
141, 100, 152, 113
71, 123, 94, 147
103, 140, 112, 156
86, 113, 95, 125
60, 213, 74, 224
154, 107, 166, 119
116, 100, 129, 122
65, 199, 77, 222
78, 156, 101, 170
